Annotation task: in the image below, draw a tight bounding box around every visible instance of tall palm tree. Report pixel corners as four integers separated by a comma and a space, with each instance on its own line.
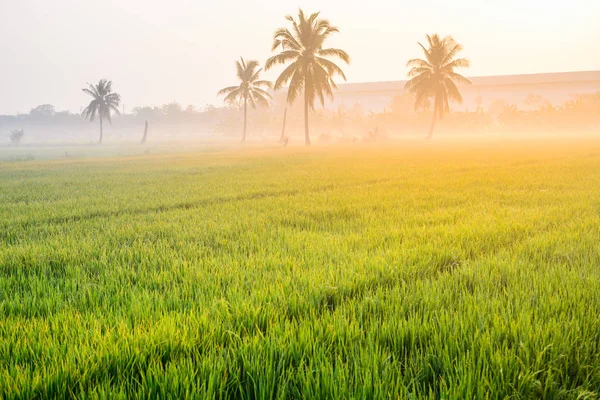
266, 9, 350, 146
405, 34, 471, 139
218, 58, 272, 143
82, 79, 121, 144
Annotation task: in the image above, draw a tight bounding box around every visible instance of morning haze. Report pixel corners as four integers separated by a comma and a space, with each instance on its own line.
2, 2, 600, 398
0, 0, 598, 114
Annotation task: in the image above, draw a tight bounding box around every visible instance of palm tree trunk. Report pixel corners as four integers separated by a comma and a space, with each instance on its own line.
279, 108, 287, 142
427, 103, 437, 140
99, 118, 103, 144
141, 120, 148, 144
304, 90, 311, 146
242, 97, 247, 143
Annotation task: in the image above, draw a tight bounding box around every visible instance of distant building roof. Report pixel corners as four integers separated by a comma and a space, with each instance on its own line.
334, 70, 600, 94
273, 70, 600, 112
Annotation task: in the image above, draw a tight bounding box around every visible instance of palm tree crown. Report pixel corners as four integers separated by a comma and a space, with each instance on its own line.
405, 34, 471, 138
266, 9, 349, 145
82, 79, 121, 144
218, 58, 272, 142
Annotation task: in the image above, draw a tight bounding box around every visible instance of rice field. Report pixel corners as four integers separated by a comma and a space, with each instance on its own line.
1, 139, 600, 399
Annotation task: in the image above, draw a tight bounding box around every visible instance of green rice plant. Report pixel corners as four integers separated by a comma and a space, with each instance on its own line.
1, 140, 599, 398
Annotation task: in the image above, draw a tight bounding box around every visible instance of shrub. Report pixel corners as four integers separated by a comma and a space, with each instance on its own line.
9, 129, 25, 145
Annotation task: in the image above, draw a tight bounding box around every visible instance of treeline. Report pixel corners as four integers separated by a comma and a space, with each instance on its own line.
2, 92, 599, 145
265, 91, 600, 141
307, 91, 600, 140
0, 103, 245, 144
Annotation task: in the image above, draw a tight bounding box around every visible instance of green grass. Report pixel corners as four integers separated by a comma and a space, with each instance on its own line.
1, 140, 600, 399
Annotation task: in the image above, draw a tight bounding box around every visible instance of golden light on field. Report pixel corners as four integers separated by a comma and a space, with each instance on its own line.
1, 1, 600, 397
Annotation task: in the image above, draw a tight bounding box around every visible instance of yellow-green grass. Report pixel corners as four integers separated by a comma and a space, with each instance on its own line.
1, 139, 600, 399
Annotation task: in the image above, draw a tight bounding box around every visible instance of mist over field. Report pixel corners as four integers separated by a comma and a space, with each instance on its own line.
1, 76, 599, 161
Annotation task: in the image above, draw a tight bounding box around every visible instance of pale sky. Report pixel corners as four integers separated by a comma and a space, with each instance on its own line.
0, 0, 598, 114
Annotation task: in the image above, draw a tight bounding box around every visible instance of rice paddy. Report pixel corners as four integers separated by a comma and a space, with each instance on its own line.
1, 139, 600, 399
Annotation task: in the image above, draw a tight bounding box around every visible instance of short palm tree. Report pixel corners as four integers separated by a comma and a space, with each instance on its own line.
405, 34, 471, 139
217, 58, 272, 143
82, 79, 121, 144
266, 9, 350, 146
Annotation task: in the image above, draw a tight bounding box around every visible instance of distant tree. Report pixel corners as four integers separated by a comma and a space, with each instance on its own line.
9, 129, 25, 145
565, 97, 584, 113
524, 93, 543, 111
185, 105, 198, 115
161, 102, 183, 117
132, 106, 162, 120
203, 104, 217, 113
218, 58, 271, 142
266, 9, 350, 146
82, 79, 121, 144
405, 34, 471, 139
29, 104, 55, 118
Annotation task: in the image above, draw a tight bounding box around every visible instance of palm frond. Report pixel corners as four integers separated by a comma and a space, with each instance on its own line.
249, 87, 272, 99
82, 88, 98, 98
414, 90, 430, 111
250, 91, 270, 108
107, 106, 120, 119
86, 83, 99, 97
236, 59, 245, 80
265, 51, 301, 70
272, 28, 303, 51
404, 72, 432, 92
311, 63, 334, 107
316, 57, 347, 81
105, 93, 121, 103
440, 43, 463, 66
446, 71, 472, 85
223, 88, 242, 104
406, 58, 432, 69
444, 77, 463, 104
407, 67, 433, 78
253, 80, 273, 89
273, 61, 299, 90
82, 102, 98, 121
417, 42, 431, 62
286, 69, 304, 105
245, 60, 260, 78
307, 11, 320, 25
443, 58, 471, 70
318, 48, 350, 64
218, 86, 241, 96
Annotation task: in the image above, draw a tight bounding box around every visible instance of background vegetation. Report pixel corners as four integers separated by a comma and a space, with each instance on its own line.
2, 90, 599, 146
